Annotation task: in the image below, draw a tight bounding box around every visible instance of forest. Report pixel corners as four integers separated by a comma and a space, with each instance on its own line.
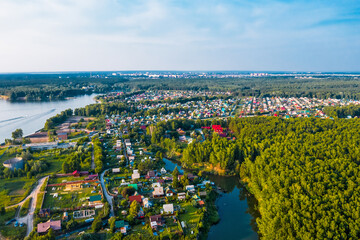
1, 73, 360, 101
177, 117, 360, 239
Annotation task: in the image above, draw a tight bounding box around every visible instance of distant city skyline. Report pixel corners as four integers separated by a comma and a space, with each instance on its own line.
0, 0, 359, 72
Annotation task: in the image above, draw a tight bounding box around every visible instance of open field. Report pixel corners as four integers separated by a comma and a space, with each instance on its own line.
0, 178, 35, 207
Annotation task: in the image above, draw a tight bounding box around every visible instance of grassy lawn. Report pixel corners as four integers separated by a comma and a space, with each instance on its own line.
48, 176, 86, 184
20, 197, 32, 217
43, 184, 101, 209
0, 207, 26, 240
0, 177, 35, 207
179, 202, 201, 231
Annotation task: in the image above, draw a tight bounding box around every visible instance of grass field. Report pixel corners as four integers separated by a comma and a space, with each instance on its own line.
0, 178, 35, 207
0, 206, 26, 240
179, 202, 201, 233
20, 197, 32, 217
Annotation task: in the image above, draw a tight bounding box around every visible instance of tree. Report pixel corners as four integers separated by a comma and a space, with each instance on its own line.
91, 217, 102, 232
12, 128, 23, 139
109, 217, 116, 233
129, 200, 140, 217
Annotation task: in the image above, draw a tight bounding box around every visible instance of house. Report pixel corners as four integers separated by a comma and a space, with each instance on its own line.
63, 212, 69, 221
138, 207, 145, 218
38, 209, 50, 218
129, 195, 142, 204
65, 183, 82, 191
115, 220, 130, 234
146, 170, 155, 178
132, 170, 140, 180
89, 195, 102, 205
185, 185, 195, 193
37, 220, 61, 234
149, 215, 164, 229
152, 182, 161, 188
128, 183, 138, 191
129, 156, 135, 161
57, 132, 68, 140
199, 191, 207, 197
152, 187, 164, 197
160, 167, 167, 174
198, 200, 205, 206
163, 204, 174, 214
178, 192, 186, 200
86, 174, 99, 180
143, 198, 153, 208
165, 187, 174, 197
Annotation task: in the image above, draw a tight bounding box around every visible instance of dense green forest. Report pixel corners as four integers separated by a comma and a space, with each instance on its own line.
179, 117, 360, 239
1, 73, 360, 101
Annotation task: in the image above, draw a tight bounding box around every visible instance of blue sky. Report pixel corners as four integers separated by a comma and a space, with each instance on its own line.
0, 0, 359, 72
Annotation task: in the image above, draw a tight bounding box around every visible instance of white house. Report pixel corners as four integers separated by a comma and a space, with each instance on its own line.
152, 187, 164, 197
185, 185, 195, 193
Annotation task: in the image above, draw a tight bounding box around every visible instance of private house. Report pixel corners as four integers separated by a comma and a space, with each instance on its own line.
115, 220, 130, 234
128, 183, 138, 191
152, 187, 164, 198
64, 183, 82, 191
178, 192, 186, 200
162, 204, 174, 214
165, 187, 174, 197
27, 132, 48, 143
129, 195, 142, 204
149, 215, 164, 230
132, 170, 140, 180
57, 131, 68, 140
63, 212, 69, 221
38, 209, 51, 218
143, 198, 153, 208
185, 185, 195, 193
160, 167, 167, 174
146, 170, 155, 178
37, 220, 61, 234
89, 195, 102, 205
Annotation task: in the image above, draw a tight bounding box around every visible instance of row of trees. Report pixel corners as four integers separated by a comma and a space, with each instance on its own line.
44, 109, 73, 130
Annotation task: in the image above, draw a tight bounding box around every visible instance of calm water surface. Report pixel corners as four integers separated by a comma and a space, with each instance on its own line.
163, 158, 259, 240
0, 94, 97, 143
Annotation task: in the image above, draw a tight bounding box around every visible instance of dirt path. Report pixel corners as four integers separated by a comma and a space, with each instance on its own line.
12, 176, 48, 237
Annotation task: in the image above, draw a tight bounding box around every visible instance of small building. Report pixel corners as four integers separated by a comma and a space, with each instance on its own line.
163, 204, 174, 214
65, 183, 82, 191
37, 220, 61, 234
146, 170, 155, 178
3, 157, 24, 171
128, 183, 138, 191
115, 220, 130, 234
63, 212, 69, 221
129, 195, 142, 204
89, 195, 102, 205
149, 215, 164, 229
160, 167, 167, 174
57, 132, 68, 140
152, 187, 164, 198
38, 209, 51, 218
178, 192, 186, 200
132, 170, 140, 180
185, 185, 195, 193
165, 187, 174, 197
143, 198, 153, 208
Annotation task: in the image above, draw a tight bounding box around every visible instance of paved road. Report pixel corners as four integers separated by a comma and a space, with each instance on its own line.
100, 171, 114, 217
7, 176, 49, 237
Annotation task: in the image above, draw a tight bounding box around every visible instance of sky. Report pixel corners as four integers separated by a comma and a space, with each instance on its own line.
0, 0, 359, 72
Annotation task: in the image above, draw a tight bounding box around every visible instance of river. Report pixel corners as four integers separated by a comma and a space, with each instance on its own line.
0, 94, 97, 143
162, 158, 259, 240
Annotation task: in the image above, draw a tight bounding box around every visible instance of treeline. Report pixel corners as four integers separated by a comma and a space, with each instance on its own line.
323, 104, 360, 118
0, 72, 128, 102
44, 109, 73, 130
74, 103, 134, 117
224, 117, 360, 239
93, 138, 104, 173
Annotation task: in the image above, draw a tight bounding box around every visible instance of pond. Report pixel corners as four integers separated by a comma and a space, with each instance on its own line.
162, 158, 259, 240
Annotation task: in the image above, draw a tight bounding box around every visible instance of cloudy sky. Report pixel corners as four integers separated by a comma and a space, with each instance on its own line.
0, 0, 359, 72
